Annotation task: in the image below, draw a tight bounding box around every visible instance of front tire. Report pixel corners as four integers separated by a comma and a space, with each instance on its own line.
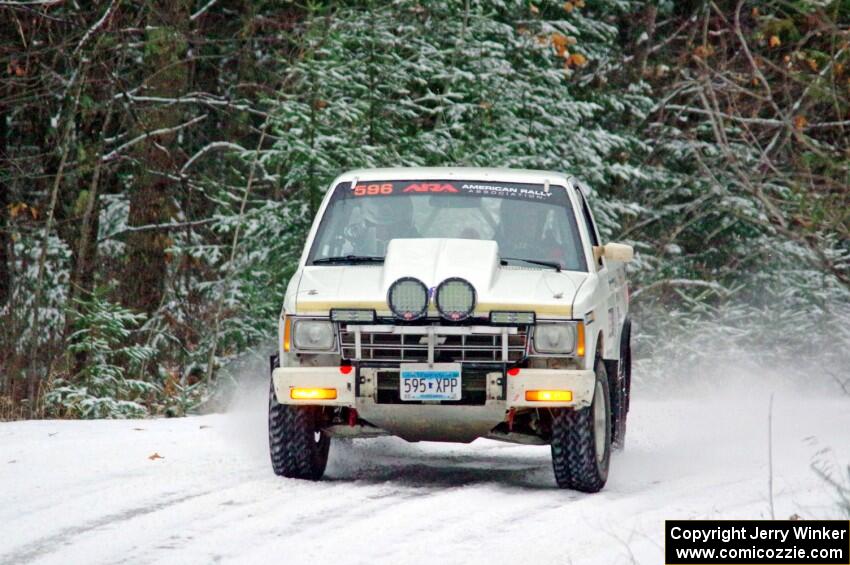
551, 358, 611, 492
612, 318, 631, 450
268, 377, 330, 480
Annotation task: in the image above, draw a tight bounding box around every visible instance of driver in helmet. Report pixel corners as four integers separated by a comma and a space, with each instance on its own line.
348, 196, 418, 254
496, 198, 566, 266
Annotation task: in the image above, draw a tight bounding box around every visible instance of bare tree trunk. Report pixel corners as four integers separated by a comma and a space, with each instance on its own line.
634, 4, 657, 77
64, 104, 115, 375
0, 102, 11, 398
27, 72, 86, 416
122, 1, 191, 315
0, 103, 9, 308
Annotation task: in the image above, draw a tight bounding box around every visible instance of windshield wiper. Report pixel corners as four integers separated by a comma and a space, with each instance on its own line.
313, 255, 385, 265
501, 257, 562, 272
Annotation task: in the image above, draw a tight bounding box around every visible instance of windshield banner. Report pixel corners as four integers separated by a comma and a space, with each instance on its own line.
333, 180, 568, 205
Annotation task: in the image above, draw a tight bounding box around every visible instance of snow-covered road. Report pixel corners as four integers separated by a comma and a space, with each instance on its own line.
2, 379, 848, 565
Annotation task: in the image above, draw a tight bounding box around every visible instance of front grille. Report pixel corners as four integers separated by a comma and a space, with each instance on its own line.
339, 325, 528, 363
374, 369, 489, 405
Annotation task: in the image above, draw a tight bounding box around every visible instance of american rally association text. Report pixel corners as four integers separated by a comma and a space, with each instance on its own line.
669, 524, 849, 545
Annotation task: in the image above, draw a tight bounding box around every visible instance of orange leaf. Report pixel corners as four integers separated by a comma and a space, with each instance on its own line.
575, 0, 584, 7
693, 45, 713, 59
793, 115, 807, 130
8, 203, 27, 219
567, 53, 587, 67
563, 1, 574, 12
148, 452, 164, 460
769, 35, 781, 48
6, 61, 25, 76
807, 58, 818, 72
530, 3, 539, 14
551, 33, 569, 57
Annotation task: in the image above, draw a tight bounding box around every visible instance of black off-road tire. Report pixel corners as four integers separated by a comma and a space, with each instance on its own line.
551, 358, 611, 492
611, 318, 631, 450
268, 377, 331, 480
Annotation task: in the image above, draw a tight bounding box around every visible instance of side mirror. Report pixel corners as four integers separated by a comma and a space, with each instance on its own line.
593, 242, 634, 263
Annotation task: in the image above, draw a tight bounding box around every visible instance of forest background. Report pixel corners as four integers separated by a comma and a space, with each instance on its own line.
1, 0, 848, 420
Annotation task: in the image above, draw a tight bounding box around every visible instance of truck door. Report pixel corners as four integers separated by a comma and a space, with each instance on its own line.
576, 184, 617, 360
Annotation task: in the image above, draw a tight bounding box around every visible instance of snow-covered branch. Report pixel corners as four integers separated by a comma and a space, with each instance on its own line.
180, 141, 248, 175
101, 114, 208, 162
117, 94, 269, 118
665, 104, 850, 131
98, 218, 220, 243
190, 0, 217, 21
0, 0, 61, 4
73, 0, 120, 56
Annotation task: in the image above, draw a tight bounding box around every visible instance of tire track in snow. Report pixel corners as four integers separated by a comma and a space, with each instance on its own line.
0, 490, 215, 565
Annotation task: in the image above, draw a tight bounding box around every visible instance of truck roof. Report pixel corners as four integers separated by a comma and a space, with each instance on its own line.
333, 167, 575, 187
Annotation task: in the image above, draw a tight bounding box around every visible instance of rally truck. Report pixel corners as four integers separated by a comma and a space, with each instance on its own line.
269, 167, 633, 492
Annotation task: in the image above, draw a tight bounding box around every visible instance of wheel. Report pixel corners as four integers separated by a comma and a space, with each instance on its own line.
268, 376, 331, 480
551, 358, 611, 492
611, 318, 631, 450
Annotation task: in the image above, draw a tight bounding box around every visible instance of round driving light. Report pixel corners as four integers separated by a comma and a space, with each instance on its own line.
388, 277, 429, 320
435, 278, 476, 321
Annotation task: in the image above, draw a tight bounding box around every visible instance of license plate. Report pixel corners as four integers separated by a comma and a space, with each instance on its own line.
399, 363, 462, 401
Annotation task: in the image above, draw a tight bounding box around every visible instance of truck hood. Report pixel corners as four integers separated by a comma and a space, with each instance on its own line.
295, 238, 584, 318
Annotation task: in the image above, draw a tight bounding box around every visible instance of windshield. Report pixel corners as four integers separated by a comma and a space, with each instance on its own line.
307, 180, 587, 272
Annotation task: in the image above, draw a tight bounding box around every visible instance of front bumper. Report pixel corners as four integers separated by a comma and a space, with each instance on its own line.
271, 366, 595, 409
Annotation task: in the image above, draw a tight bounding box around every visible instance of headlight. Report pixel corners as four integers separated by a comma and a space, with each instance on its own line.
293, 320, 335, 351
436, 278, 476, 321
533, 323, 577, 354
388, 277, 429, 321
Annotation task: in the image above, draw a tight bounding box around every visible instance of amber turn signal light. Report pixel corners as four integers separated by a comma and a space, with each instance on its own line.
282, 316, 292, 352
576, 322, 585, 357
290, 388, 337, 400
525, 390, 573, 402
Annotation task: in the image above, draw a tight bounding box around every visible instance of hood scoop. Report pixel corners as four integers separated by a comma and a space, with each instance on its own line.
382, 238, 500, 291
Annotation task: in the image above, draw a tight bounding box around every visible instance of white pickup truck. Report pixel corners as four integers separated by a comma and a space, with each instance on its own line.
269, 167, 633, 491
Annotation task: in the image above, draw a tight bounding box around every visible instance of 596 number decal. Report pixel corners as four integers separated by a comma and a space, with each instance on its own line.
353, 183, 393, 196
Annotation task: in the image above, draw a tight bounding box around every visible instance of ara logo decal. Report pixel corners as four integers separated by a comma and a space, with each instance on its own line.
402, 183, 458, 193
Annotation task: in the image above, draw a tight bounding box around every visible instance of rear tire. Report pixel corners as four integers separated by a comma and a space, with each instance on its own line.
551, 358, 611, 492
268, 376, 330, 480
